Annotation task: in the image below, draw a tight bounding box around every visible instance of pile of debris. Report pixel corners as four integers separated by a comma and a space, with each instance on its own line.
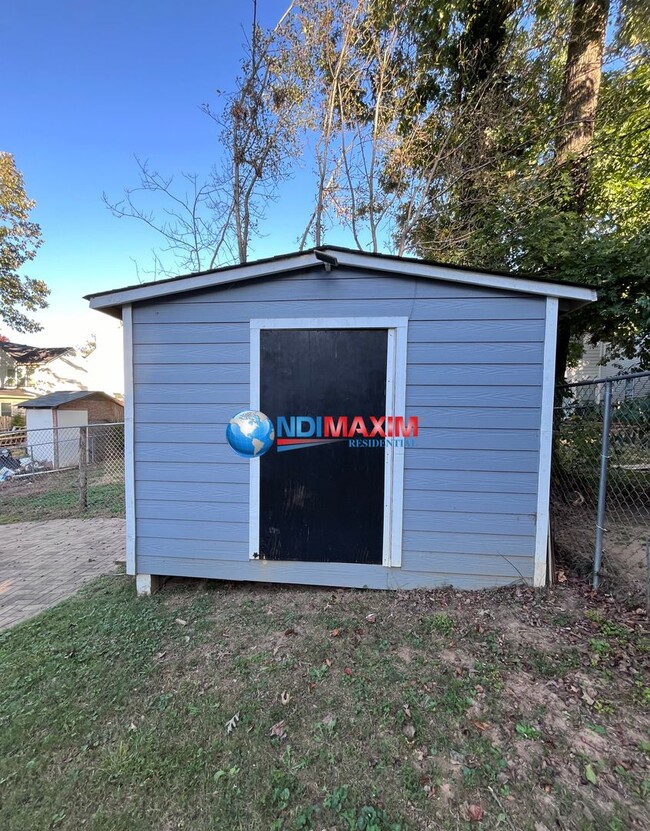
0, 449, 52, 482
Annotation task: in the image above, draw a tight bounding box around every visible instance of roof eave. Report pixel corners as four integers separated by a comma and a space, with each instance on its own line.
86, 252, 321, 315
86, 247, 597, 315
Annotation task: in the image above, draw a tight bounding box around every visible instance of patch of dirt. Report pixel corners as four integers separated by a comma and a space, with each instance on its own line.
437, 648, 475, 669
147, 576, 650, 830
604, 521, 649, 592
396, 645, 416, 664
498, 613, 560, 652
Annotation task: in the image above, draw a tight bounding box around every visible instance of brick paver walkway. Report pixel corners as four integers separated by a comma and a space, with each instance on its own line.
0, 518, 125, 631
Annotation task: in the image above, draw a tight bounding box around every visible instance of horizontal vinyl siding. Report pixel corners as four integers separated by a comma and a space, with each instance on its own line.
131, 267, 544, 589
134, 424, 539, 451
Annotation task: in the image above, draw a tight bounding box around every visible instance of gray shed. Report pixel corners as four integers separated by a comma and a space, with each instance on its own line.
86, 247, 596, 594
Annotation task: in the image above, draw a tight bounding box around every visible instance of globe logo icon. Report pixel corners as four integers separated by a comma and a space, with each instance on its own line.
226, 410, 275, 458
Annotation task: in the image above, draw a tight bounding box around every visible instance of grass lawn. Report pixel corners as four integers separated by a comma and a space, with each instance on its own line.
0, 472, 124, 524
0, 577, 648, 831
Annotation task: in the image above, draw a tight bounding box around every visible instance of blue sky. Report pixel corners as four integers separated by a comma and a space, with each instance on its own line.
3, 0, 311, 357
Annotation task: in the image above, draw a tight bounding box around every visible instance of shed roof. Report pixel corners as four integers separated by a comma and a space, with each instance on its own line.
85, 245, 597, 318
19, 390, 123, 410
0, 342, 73, 365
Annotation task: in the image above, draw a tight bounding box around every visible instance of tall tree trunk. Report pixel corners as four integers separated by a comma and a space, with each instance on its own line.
556, 0, 610, 210
554, 0, 610, 384
451, 0, 518, 249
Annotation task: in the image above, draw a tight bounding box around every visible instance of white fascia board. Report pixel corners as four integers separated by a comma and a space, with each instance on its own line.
87, 253, 319, 311
329, 249, 598, 304
87, 247, 597, 313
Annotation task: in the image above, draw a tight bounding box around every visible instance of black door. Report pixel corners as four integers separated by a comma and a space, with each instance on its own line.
259, 328, 388, 564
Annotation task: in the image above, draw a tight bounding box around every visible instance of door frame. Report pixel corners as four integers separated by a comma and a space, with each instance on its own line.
249, 317, 408, 568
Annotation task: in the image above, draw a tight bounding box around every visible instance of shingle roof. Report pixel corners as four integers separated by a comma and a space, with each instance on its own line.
19, 391, 121, 409
1, 342, 73, 365
85, 245, 597, 318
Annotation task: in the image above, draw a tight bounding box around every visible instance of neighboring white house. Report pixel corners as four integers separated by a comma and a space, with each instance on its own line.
0, 341, 95, 392
567, 338, 641, 383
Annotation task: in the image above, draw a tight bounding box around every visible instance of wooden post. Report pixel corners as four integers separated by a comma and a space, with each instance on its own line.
79, 426, 88, 510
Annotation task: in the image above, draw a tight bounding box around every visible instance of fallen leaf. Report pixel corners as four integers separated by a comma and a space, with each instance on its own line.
366, 613, 377, 623
284, 627, 297, 636
280, 691, 291, 706
468, 804, 484, 822
585, 763, 598, 785
330, 628, 341, 637
270, 720, 287, 740
322, 714, 337, 729
403, 704, 412, 718
581, 689, 595, 706
556, 570, 567, 583
225, 713, 240, 734
128, 722, 137, 731
472, 720, 491, 731
325, 658, 332, 667
175, 618, 187, 626
438, 782, 454, 804
344, 667, 353, 676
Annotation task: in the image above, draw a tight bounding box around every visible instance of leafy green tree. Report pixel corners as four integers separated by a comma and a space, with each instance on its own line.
0, 152, 48, 333
108, 0, 648, 373
403, 0, 649, 372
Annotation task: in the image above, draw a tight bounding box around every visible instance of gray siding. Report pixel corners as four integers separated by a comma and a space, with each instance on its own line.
131, 267, 545, 589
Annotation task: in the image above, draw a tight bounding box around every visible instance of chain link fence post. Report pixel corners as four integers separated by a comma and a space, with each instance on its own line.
593, 380, 612, 589
79, 425, 88, 510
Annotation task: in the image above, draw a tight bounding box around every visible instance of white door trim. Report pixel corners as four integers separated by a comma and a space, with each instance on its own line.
249, 317, 408, 568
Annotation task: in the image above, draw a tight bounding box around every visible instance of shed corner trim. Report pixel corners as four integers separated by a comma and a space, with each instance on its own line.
534, 296, 559, 587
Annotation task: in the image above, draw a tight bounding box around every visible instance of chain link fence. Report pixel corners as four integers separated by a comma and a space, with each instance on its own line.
552, 372, 650, 598
0, 422, 125, 523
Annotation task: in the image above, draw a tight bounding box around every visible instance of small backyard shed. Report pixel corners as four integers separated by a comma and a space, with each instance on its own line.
86, 247, 596, 593
21, 391, 124, 468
